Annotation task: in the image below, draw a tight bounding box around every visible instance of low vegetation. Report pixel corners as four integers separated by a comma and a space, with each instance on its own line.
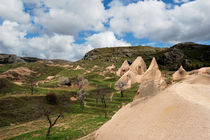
0, 42, 209, 139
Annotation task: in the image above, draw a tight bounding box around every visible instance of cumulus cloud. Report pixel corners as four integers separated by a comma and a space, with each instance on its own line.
0, 0, 210, 61
0, 21, 26, 54
0, 21, 129, 61
85, 31, 130, 48
108, 0, 210, 43
32, 0, 107, 35
0, 0, 30, 23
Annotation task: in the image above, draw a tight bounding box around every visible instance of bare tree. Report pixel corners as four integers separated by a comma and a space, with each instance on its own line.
43, 109, 63, 140
115, 81, 128, 98
25, 72, 37, 95
77, 89, 88, 110
76, 75, 88, 90
96, 88, 112, 118
40, 93, 64, 140
96, 88, 109, 108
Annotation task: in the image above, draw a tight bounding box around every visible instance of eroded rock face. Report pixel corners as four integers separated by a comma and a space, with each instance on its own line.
116, 60, 130, 76
0, 67, 34, 81
134, 81, 158, 100
172, 66, 188, 81
139, 57, 167, 90
115, 70, 141, 90
96, 74, 210, 140
129, 56, 147, 75
0, 54, 25, 64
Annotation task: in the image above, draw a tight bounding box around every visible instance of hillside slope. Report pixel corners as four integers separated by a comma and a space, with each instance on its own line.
83, 42, 210, 70
95, 74, 210, 140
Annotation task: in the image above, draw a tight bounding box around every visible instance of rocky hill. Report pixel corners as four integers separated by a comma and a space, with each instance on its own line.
0, 54, 71, 65
1, 42, 210, 70
83, 42, 210, 70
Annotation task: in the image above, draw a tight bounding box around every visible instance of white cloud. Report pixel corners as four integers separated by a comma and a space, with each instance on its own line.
0, 21, 129, 61
0, 0, 30, 23
174, 0, 190, 4
33, 0, 107, 35
86, 31, 130, 48
108, 0, 210, 43
0, 21, 26, 53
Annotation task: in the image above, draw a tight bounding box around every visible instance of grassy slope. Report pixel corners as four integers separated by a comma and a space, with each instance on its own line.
1, 43, 209, 139
0, 61, 139, 139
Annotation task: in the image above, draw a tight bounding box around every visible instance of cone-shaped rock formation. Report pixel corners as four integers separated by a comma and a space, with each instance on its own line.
172, 66, 188, 81
139, 57, 166, 89
129, 56, 147, 75
116, 60, 130, 76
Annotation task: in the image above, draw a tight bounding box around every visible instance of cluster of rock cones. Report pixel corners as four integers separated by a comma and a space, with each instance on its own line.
94, 57, 210, 140
115, 56, 167, 99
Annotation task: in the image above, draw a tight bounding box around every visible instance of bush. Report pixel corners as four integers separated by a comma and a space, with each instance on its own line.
46, 93, 57, 105
58, 76, 71, 86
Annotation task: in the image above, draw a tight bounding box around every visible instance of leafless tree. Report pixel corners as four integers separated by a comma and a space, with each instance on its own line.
40, 93, 64, 140
77, 89, 88, 110
96, 88, 112, 118
25, 72, 37, 95
115, 81, 128, 97
76, 75, 88, 90
43, 109, 63, 140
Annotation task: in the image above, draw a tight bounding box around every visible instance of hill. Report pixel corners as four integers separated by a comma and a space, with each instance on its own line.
0, 42, 209, 139
83, 42, 210, 70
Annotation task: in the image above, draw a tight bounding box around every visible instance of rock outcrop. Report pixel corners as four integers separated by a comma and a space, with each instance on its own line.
106, 64, 116, 72
129, 56, 147, 75
115, 70, 141, 90
139, 57, 166, 90
189, 67, 210, 75
96, 74, 210, 140
0, 67, 34, 81
0, 54, 25, 64
116, 60, 130, 76
172, 66, 188, 81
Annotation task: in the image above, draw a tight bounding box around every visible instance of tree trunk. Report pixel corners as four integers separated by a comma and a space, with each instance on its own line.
121, 90, 123, 97
104, 99, 106, 108
80, 100, 84, 110
46, 125, 52, 140
30, 83, 34, 95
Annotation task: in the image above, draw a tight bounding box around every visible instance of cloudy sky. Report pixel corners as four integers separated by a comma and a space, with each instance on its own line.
0, 0, 210, 61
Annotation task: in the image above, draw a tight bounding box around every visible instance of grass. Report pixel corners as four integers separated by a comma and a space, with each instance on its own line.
0, 78, 28, 95
0, 65, 139, 139
0, 63, 26, 74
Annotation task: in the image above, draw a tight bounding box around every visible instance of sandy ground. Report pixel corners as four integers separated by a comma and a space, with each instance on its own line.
95, 74, 210, 140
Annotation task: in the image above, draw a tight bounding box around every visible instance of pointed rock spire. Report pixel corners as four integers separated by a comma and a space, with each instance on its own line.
172, 66, 188, 81
130, 56, 147, 75
139, 57, 166, 90
116, 60, 130, 76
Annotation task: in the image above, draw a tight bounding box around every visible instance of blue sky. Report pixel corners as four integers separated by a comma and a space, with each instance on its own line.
0, 0, 209, 61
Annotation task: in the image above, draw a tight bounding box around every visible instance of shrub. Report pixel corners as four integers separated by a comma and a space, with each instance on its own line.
58, 76, 71, 86
46, 93, 57, 105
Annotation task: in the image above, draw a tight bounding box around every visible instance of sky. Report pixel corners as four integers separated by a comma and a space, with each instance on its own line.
0, 0, 210, 61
